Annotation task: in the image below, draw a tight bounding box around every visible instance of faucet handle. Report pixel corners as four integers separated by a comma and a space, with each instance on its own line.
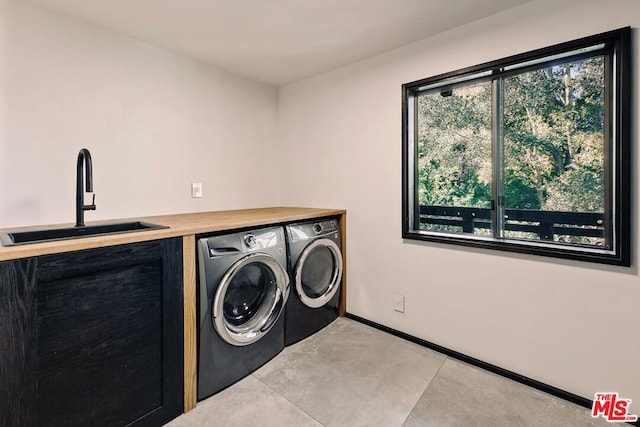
84, 193, 97, 211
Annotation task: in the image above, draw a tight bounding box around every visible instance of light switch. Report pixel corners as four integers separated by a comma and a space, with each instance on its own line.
191, 182, 203, 198
394, 294, 405, 313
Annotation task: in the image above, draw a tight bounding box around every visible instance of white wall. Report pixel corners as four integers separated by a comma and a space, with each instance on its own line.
279, 0, 640, 411
0, 0, 280, 228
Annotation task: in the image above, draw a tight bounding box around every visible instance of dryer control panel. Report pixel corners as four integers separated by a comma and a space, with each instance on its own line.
286, 218, 340, 242
312, 219, 339, 235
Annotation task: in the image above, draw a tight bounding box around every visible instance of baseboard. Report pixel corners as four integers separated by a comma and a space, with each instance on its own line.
344, 313, 639, 427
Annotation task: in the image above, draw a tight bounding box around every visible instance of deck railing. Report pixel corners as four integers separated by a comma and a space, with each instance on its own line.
418, 205, 605, 241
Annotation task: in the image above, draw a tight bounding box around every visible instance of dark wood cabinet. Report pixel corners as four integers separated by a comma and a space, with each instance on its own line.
0, 238, 184, 427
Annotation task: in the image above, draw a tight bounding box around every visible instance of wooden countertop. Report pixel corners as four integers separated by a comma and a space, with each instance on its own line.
0, 207, 346, 261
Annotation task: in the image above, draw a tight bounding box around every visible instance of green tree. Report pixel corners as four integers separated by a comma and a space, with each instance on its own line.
503, 56, 605, 213
417, 81, 492, 208
416, 55, 605, 244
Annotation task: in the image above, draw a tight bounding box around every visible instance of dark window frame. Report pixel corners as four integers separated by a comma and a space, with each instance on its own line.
402, 27, 631, 266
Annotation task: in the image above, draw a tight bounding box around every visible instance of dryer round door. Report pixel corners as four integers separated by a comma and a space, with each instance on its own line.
213, 253, 290, 346
294, 238, 343, 309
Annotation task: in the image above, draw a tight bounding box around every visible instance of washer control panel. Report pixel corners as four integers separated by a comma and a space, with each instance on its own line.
204, 226, 286, 256
244, 234, 257, 248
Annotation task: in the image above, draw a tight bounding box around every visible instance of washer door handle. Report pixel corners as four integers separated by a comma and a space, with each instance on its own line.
259, 287, 284, 333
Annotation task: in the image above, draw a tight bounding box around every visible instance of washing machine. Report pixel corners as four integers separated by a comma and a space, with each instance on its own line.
284, 217, 343, 346
197, 226, 290, 400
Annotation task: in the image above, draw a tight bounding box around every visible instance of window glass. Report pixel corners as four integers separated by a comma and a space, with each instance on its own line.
301, 246, 336, 297
224, 264, 272, 326
402, 28, 630, 265
416, 81, 492, 236
502, 56, 606, 247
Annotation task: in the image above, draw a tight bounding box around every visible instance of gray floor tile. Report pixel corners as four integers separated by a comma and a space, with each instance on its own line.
165, 375, 322, 427
254, 317, 446, 427
402, 358, 610, 427
167, 317, 612, 427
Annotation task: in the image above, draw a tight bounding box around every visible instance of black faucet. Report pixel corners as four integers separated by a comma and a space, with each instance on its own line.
75, 148, 96, 227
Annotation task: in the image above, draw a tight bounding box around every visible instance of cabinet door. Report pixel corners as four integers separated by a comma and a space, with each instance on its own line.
0, 257, 38, 427
0, 238, 183, 427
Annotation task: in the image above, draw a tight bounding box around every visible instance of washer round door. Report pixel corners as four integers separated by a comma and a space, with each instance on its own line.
294, 238, 343, 309
213, 253, 290, 346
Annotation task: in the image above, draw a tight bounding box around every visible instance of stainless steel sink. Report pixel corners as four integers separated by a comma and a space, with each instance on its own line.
0, 221, 167, 246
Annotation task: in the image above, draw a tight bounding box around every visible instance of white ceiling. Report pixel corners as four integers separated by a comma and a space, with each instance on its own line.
23, 0, 533, 87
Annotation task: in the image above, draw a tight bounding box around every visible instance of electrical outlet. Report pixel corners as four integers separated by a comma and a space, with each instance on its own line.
191, 182, 203, 198
394, 294, 405, 313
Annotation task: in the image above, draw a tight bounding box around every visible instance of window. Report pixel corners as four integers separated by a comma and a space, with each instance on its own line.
402, 28, 631, 266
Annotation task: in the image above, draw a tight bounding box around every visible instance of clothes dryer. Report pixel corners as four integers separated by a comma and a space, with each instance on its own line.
197, 226, 290, 400
284, 217, 343, 346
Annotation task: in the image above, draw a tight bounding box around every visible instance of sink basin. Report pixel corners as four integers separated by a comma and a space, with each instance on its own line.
0, 221, 167, 246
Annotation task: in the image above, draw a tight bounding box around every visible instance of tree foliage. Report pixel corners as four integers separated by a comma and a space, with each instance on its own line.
417, 82, 492, 208
417, 56, 605, 215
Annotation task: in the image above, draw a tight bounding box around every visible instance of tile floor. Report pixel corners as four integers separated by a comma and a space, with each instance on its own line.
166, 317, 610, 427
